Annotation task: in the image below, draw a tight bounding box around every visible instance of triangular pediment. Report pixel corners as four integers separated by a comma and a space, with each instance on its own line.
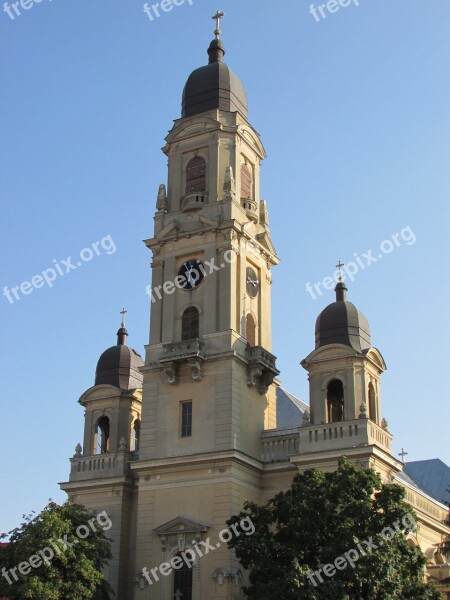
256, 231, 277, 258
153, 515, 210, 536
199, 216, 220, 228
156, 220, 179, 240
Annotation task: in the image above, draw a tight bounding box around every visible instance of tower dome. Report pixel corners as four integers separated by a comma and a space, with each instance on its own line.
95, 312, 143, 390
181, 21, 248, 119
315, 281, 371, 352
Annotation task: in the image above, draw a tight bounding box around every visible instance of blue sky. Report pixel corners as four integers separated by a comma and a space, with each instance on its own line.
1, 0, 449, 533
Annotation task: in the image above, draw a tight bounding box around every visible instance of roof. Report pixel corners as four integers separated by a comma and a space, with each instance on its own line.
404, 459, 450, 505
182, 39, 248, 119
395, 469, 423, 491
276, 387, 308, 429
315, 300, 371, 352
95, 345, 143, 390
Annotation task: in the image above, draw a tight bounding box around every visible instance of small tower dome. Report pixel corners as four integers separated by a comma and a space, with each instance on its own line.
95, 310, 143, 390
315, 281, 371, 352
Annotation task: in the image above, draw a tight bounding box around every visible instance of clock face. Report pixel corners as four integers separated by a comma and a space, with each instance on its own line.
178, 259, 205, 291
246, 267, 259, 298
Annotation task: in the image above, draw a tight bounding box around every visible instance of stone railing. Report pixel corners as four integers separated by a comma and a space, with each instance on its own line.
299, 419, 392, 454
161, 339, 205, 362
367, 421, 392, 452
261, 428, 300, 463
246, 346, 279, 394
240, 198, 258, 222
182, 193, 208, 211
261, 420, 394, 464
69, 452, 133, 481
246, 346, 277, 370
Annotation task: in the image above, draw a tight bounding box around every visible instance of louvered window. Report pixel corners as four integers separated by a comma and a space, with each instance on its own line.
185, 156, 206, 194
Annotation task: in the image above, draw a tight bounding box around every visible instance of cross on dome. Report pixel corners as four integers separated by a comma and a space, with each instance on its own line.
212, 10, 224, 39
336, 260, 345, 282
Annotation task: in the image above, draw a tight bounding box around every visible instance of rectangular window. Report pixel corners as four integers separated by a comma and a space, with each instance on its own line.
181, 401, 192, 438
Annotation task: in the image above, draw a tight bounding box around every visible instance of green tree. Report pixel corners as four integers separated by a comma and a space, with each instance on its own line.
0, 501, 113, 600
227, 458, 440, 600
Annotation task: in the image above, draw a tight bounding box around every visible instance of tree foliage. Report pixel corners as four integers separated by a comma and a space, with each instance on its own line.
227, 458, 440, 600
0, 501, 112, 600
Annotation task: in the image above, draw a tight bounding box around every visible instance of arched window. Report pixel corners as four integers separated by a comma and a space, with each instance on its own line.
185, 156, 206, 194
131, 419, 141, 452
173, 553, 193, 600
368, 383, 377, 423
241, 163, 252, 199
327, 380, 344, 423
95, 416, 110, 454
182, 306, 199, 341
246, 313, 256, 347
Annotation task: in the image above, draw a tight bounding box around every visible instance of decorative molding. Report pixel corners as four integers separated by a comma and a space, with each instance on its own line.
156, 183, 167, 213
359, 401, 368, 420
223, 166, 236, 200
189, 358, 203, 382
247, 365, 263, 389
73, 443, 82, 458
164, 361, 179, 385
245, 346, 279, 394
160, 340, 205, 384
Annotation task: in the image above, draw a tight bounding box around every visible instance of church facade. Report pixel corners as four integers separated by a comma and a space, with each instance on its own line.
60, 19, 450, 600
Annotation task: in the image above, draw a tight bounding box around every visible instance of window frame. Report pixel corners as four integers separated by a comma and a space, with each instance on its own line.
181, 306, 200, 341
180, 401, 193, 438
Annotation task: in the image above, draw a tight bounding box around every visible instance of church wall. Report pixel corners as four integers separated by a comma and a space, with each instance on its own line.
132, 459, 263, 600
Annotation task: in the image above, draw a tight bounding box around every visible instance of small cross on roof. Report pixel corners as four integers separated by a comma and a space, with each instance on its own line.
399, 448, 408, 464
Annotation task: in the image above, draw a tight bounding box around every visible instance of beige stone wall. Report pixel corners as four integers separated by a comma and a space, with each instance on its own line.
132, 458, 263, 600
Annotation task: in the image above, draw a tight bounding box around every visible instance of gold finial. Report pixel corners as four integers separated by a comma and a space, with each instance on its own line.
120, 307, 127, 327
336, 260, 345, 282
212, 10, 224, 39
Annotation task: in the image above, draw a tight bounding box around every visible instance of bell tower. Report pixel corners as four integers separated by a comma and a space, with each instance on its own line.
295, 274, 401, 480
61, 313, 144, 600
133, 14, 279, 599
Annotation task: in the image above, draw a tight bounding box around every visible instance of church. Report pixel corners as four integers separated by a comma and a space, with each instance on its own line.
60, 13, 450, 600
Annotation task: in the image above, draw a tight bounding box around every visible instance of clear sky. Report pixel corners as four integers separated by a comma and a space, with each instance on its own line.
1, 0, 449, 534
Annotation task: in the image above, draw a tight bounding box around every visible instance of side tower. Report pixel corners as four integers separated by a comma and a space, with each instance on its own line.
61, 315, 143, 599
296, 277, 400, 479
133, 15, 279, 600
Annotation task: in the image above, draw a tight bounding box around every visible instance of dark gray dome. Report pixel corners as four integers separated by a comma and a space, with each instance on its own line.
315, 283, 371, 352
182, 39, 248, 119
95, 325, 143, 390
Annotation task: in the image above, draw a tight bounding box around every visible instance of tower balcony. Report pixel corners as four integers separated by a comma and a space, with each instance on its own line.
240, 197, 258, 222
182, 192, 208, 211
260, 420, 393, 464
160, 339, 205, 384
68, 451, 135, 482
297, 418, 393, 455
246, 345, 279, 394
